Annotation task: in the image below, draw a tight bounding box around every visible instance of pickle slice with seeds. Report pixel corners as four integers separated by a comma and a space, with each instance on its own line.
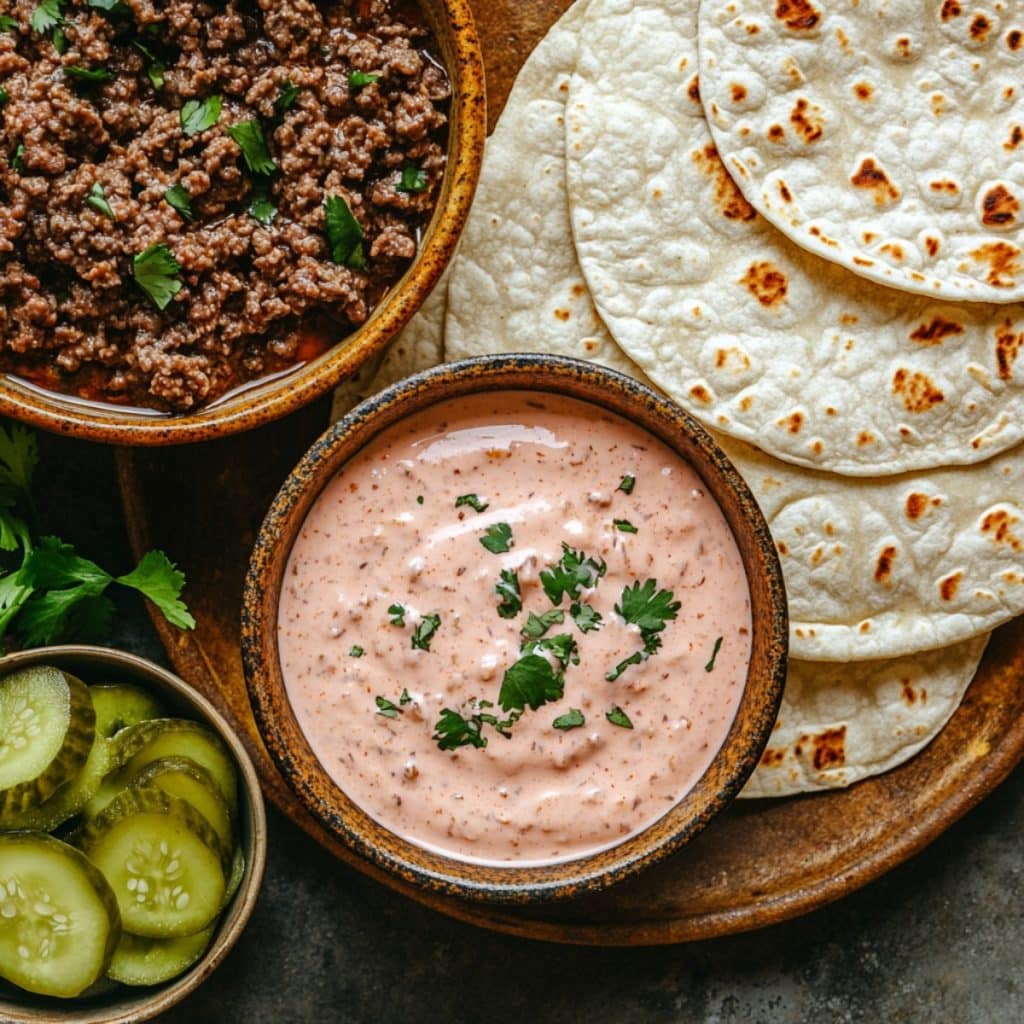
80, 787, 227, 938
0, 832, 120, 998
106, 925, 214, 986
0, 667, 95, 821
90, 684, 166, 738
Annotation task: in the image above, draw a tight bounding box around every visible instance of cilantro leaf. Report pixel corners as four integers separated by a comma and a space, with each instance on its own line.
615, 579, 681, 637
116, 550, 195, 629
521, 633, 578, 671
11, 144, 24, 173
613, 519, 638, 534
324, 194, 366, 269
88, 0, 130, 13
23, 536, 110, 592
455, 493, 488, 513
604, 650, 643, 683
553, 708, 585, 731
375, 696, 400, 719
86, 182, 115, 221
498, 653, 564, 713
133, 41, 165, 90
180, 95, 222, 137
248, 190, 277, 226
520, 609, 564, 639
705, 636, 724, 672
606, 705, 634, 729
0, 88, 7, 106
570, 601, 602, 633
433, 707, 488, 751
399, 688, 412, 705
495, 568, 521, 619
52, 26, 65, 53
0, 15, 18, 30
349, 70, 380, 90
397, 163, 428, 193
0, 423, 37, 502
387, 603, 406, 626
227, 119, 277, 176
349, 645, 364, 657
540, 543, 606, 605
133, 243, 182, 310
30, 0, 63, 34
164, 183, 193, 221
411, 612, 441, 651
617, 475, 635, 495
274, 78, 300, 116
65, 65, 115, 83
479, 522, 512, 554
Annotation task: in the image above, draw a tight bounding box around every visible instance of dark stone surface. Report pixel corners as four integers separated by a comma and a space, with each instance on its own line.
36, 431, 1024, 1024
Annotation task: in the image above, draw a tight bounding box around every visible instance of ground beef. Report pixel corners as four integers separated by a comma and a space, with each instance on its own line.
0, 0, 449, 411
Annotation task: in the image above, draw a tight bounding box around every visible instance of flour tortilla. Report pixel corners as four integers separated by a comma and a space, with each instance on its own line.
698, 0, 1024, 303
564, 0, 1024, 477
742, 634, 989, 798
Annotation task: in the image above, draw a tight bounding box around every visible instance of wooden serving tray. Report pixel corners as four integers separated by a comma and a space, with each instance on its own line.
115, 0, 1024, 943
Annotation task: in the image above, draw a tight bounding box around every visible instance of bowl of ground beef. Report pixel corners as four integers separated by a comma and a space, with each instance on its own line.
0, 0, 484, 443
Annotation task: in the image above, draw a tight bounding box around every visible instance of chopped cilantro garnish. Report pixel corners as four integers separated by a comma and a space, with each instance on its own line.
495, 568, 521, 619
375, 696, 400, 719
521, 609, 564, 639
455, 493, 488, 513
180, 95, 222, 137
227, 119, 277, 176
498, 653, 564, 713
65, 65, 114, 83
479, 522, 512, 554
411, 612, 441, 651
133, 41, 165, 90
705, 636, 724, 672
540, 543, 606, 605
88, 0, 130, 12
30, 0, 63, 34
617, 474, 636, 495
0, 15, 18, 30
399, 688, 412, 706
433, 707, 488, 750
387, 602, 406, 626
416, 495, 424, 505
349, 645, 364, 657
615, 579, 681, 638
164, 183, 193, 222
613, 519, 638, 534
132, 243, 182, 311
10, 143, 23, 173
553, 708, 585, 731
324, 194, 366, 270
274, 78, 300, 115
0, 88, 6, 105
52, 26, 65, 53
605, 650, 643, 683
85, 183, 115, 221
570, 601, 602, 633
248, 184, 277, 226
521, 633, 578, 670
349, 70, 381, 90
397, 163, 428, 193
606, 705, 633, 729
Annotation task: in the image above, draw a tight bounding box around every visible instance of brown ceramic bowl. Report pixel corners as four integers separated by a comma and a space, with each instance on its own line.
241, 354, 788, 903
0, 645, 267, 1023
0, 0, 485, 447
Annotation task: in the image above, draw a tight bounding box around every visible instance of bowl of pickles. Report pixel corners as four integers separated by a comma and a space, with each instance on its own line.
0, 645, 266, 1023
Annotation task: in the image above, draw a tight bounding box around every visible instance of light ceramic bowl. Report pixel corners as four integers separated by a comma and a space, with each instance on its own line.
0, 645, 267, 1024
241, 354, 788, 903
0, 0, 485, 446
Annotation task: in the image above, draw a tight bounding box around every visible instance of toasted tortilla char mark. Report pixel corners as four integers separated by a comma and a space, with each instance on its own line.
1004, 125, 1023, 150
995, 319, 1023, 380
777, 411, 803, 433
892, 368, 945, 413
981, 508, 1024, 551
971, 13, 992, 41
905, 492, 930, 520
853, 82, 873, 101
939, 571, 963, 601
740, 261, 788, 307
790, 97, 825, 143
874, 545, 897, 585
971, 241, 1022, 287
880, 242, 905, 261
901, 678, 917, 705
940, 0, 962, 19
760, 748, 786, 768
767, 124, 786, 143
778, 180, 793, 203
553, 308, 570, 322
731, 83, 747, 103
775, 0, 820, 30
692, 145, 757, 222
1008, 28, 1024, 50
925, 236, 940, 257
810, 727, 846, 771
850, 157, 900, 205
689, 384, 713, 404
910, 317, 964, 345
687, 75, 700, 104
929, 179, 959, 194
981, 185, 1020, 228
857, 430, 875, 445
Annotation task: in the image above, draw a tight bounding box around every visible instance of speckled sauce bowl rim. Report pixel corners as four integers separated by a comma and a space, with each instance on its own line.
0, 645, 267, 1024
0, 0, 485, 447
241, 354, 788, 904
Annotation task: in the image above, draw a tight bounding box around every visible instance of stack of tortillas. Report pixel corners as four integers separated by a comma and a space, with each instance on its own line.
333, 0, 1024, 797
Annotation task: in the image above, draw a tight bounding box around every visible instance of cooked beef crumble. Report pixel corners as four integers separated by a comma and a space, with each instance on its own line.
0, 0, 449, 411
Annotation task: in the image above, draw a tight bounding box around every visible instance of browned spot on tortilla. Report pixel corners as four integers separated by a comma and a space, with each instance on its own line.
778, 411, 803, 433
981, 508, 1024, 550
825, 406, 837, 416
840, 314, 858, 326
741, 261, 788, 307
571, 284, 585, 297
971, 13, 992, 40
790, 97, 825, 143
931, 94, 947, 117
810, 545, 824, 567
857, 430, 875, 446
859, 621, 871, 633
905, 492, 930, 520
760, 748, 786, 768
692, 144, 758, 222
854, 82, 873, 101
874, 545, 897, 585
995, 319, 1023, 379
939, 571, 963, 601
941, 0, 962, 19
910, 317, 964, 345
853, 256, 875, 267
811, 727, 846, 771
971, 241, 1022, 287
767, 123, 786, 143
583, 339, 598, 353
981, 184, 1020, 227
747, 22, 760, 34
895, 36, 912, 57
794, 742, 803, 757
900, 426, 912, 437
687, 75, 700, 104
739, 395, 754, 412
1005, 570, 1022, 584
824, 522, 835, 537
715, 347, 751, 370
862, 231, 877, 244
925, 236, 940, 257
777, 540, 789, 555
901, 678, 917, 704
1008, 28, 1023, 50
851, 157, 900, 205
930, 179, 959, 194
554, 308, 570, 322
778, 181, 793, 203
893, 368, 945, 412
880, 242, 905, 261
689, 384, 713, 404
775, 0, 820, 30
1007, 86, 1017, 101
1005, 125, 1024, 150
731, 83, 747, 103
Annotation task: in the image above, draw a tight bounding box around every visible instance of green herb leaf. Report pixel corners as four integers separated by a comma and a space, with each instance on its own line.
552, 708, 585, 731
180, 95, 222, 137
455, 493, 488, 513
248, 190, 277, 226
613, 519, 638, 534
399, 688, 412, 705
479, 522, 512, 554
163, 183, 193, 222
520, 609, 564, 639
617, 474, 635, 495
65, 65, 114, 83
570, 601, 602, 633
133, 41, 165, 90
116, 550, 194, 629
433, 707, 487, 750
604, 650, 643, 683
606, 705, 633, 729
274, 78, 300, 115
495, 568, 521, 619
705, 636, 724, 672
540, 543, 606, 605
30, 0, 63, 34
397, 163, 428, 193
375, 696, 400, 719
416, 495, 424, 505
349, 645, 364, 657
324, 194, 366, 269
521, 633, 578, 670
411, 612, 441, 651
498, 653, 564, 713
52, 26, 65, 53
0, 15, 18, 30
132, 243, 182, 310
88, 0, 130, 12
10, 143, 24, 173
0, 89, 7, 106
387, 602, 406, 626
0, 423, 37, 502
226, 119, 277, 176
615, 579, 681, 637
349, 70, 380, 90
85, 182, 115, 221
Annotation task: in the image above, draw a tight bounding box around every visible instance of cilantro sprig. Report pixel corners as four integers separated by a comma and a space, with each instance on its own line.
411, 613, 441, 651
521, 609, 564, 639
495, 569, 521, 619
30, 0, 63, 34
133, 243, 182, 310
479, 522, 512, 554
226, 120, 277, 176
85, 183, 115, 221
455, 493, 488, 513
181, 96, 222, 137
324, 195, 367, 270
540, 543, 606, 605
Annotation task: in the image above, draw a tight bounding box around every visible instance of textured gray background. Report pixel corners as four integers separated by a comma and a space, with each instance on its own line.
43, 432, 1023, 1024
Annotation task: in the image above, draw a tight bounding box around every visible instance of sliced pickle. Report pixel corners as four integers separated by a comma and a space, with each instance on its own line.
90, 685, 166, 738
224, 845, 245, 907
0, 667, 95, 821
80, 787, 227, 939
0, 832, 120, 998
106, 926, 214, 987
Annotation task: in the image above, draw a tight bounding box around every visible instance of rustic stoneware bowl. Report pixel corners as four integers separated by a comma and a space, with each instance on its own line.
0, 0, 485, 446
241, 354, 788, 903
0, 645, 267, 1024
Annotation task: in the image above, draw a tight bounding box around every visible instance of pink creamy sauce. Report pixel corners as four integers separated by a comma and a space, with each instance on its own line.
278, 393, 752, 865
